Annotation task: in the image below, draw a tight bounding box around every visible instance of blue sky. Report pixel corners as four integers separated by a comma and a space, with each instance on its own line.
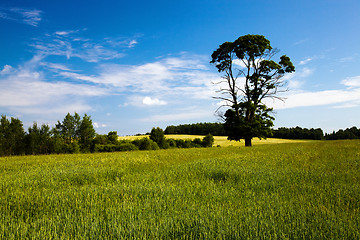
1, 0, 360, 135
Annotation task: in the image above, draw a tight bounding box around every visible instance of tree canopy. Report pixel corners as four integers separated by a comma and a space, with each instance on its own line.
211, 34, 295, 146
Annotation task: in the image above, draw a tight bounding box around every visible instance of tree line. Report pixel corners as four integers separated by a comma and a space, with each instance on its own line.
164, 123, 360, 141
0, 113, 96, 156
165, 122, 226, 136
272, 126, 360, 140
0, 114, 214, 157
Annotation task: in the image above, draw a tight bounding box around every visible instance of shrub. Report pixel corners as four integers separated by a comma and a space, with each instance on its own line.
117, 142, 139, 151
202, 134, 214, 147
132, 137, 159, 150
167, 139, 177, 148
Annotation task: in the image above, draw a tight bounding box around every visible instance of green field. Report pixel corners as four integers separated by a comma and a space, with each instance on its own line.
1, 140, 359, 239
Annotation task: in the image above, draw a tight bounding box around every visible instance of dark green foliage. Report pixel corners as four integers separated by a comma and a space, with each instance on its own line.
173, 139, 194, 148
169, 136, 214, 149
63, 141, 80, 154
56, 113, 81, 143
150, 127, 169, 149
132, 137, 159, 150
55, 112, 96, 153
165, 122, 225, 136
273, 126, 324, 140
211, 34, 295, 146
94, 142, 139, 152
325, 126, 360, 140
202, 134, 214, 147
117, 142, 139, 151
78, 114, 96, 152
224, 103, 274, 144
107, 131, 118, 144
166, 138, 177, 148
192, 138, 203, 147
0, 115, 25, 156
93, 134, 108, 145
24, 123, 51, 155
0, 114, 217, 156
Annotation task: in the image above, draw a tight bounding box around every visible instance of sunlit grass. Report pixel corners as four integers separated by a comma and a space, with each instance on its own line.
1, 140, 359, 239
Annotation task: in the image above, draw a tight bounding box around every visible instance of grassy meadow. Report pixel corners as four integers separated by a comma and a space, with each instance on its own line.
0, 139, 359, 239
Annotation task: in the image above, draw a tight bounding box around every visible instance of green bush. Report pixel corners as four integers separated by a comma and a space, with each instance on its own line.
202, 134, 214, 147
132, 137, 159, 150
94, 143, 139, 152
166, 139, 177, 148
117, 142, 139, 151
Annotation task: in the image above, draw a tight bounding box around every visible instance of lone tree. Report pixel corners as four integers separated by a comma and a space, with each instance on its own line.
210, 34, 295, 146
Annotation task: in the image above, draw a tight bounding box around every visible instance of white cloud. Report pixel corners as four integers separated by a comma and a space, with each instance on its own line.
128, 40, 137, 48
55, 30, 79, 36
0, 7, 42, 26
142, 96, 167, 106
287, 79, 303, 89
0, 59, 109, 116
96, 54, 220, 100
271, 90, 360, 109
0, 65, 14, 75
280, 67, 314, 91
31, 31, 127, 62
58, 71, 98, 83
298, 67, 314, 78
299, 58, 312, 65
341, 75, 360, 88
267, 76, 360, 110
41, 62, 73, 71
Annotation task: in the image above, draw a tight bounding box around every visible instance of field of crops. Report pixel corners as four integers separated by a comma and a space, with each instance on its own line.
1, 140, 359, 239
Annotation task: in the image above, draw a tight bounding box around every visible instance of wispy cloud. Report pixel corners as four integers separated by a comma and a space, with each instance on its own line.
0, 65, 14, 74
338, 56, 355, 63
299, 58, 312, 65
92, 54, 219, 106
128, 40, 138, 48
0, 7, 42, 26
294, 38, 309, 45
0, 58, 109, 116
341, 75, 360, 88
267, 75, 360, 110
31, 30, 131, 62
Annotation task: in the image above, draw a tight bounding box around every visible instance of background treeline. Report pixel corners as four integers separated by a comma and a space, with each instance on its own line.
272, 126, 360, 140
272, 127, 324, 140
164, 123, 360, 140
165, 122, 226, 136
0, 114, 214, 157
324, 127, 360, 140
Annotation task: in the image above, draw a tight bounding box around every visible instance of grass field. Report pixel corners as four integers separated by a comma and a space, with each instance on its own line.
1, 140, 359, 239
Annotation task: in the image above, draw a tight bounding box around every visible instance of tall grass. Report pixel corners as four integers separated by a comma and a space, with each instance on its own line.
0, 140, 359, 239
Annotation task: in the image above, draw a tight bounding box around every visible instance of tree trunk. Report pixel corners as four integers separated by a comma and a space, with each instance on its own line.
245, 137, 252, 147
